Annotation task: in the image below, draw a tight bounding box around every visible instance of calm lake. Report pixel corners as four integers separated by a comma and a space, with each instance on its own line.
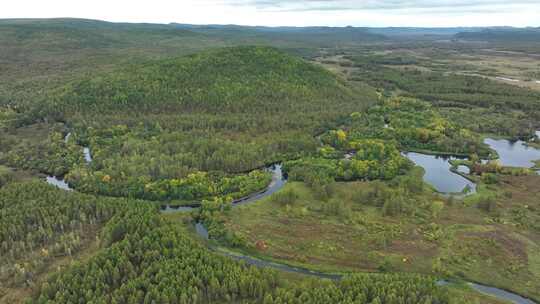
484, 137, 540, 168
403, 152, 476, 194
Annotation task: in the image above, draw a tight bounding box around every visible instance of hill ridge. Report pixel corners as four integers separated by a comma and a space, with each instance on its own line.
53, 46, 357, 114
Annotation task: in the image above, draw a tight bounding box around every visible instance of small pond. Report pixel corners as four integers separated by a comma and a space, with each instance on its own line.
484, 137, 540, 168
403, 152, 476, 194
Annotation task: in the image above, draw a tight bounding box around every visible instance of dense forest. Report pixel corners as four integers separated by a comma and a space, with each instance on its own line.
279, 97, 490, 192
346, 54, 540, 138
0, 182, 133, 300
50, 46, 355, 114
0, 181, 451, 304
336, 98, 490, 156
2, 18, 540, 304
2, 46, 377, 204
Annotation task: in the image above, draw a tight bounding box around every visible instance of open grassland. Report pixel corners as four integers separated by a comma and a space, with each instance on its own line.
223, 174, 540, 301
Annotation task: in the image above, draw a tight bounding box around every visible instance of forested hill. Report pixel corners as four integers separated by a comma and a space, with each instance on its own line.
454, 28, 540, 42
0, 18, 201, 49
171, 24, 387, 44
50, 46, 357, 114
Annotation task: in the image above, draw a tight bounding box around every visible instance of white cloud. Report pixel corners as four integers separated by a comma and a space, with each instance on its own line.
1, 0, 539, 27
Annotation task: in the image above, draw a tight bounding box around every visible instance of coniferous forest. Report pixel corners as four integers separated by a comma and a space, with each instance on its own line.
1, 18, 540, 304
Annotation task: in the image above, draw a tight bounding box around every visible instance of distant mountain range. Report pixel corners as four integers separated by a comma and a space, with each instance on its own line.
171, 22, 540, 40
455, 27, 540, 42
1, 18, 539, 47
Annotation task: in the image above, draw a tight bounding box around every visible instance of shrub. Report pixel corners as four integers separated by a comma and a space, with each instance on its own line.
382, 198, 404, 216
272, 188, 299, 206
477, 195, 498, 213
430, 201, 445, 218
0, 168, 14, 187
322, 198, 350, 218
481, 173, 498, 184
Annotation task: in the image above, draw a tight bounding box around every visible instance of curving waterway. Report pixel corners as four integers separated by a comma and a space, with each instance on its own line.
45, 175, 72, 191
160, 164, 286, 213
44, 134, 537, 304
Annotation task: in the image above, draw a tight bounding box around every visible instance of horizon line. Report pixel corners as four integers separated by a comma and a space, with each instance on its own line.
1, 17, 539, 29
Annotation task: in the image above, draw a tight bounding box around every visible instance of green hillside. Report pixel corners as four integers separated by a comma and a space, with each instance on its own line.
3, 46, 377, 203
0, 19, 225, 111
2, 18, 540, 304
455, 28, 540, 42
0, 19, 382, 111
0, 18, 203, 51
52, 46, 356, 114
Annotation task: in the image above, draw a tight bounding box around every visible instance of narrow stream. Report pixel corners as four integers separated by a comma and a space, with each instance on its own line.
45, 134, 93, 189
64, 132, 72, 144
83, 147, 93, 163
201, 237, 536, 304
217, 249, 341, 280
44, 133, 537, 304
160, 164, 286, 213
467, 282, 536, 304
45, 176, 72, 191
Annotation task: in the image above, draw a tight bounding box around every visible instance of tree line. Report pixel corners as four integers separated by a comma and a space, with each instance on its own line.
27, 184, 450, 304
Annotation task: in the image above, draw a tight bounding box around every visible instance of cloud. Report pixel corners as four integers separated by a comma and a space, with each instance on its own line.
2, 0, 540, 27
201, 0, 540, 26
214, 0, 539, 13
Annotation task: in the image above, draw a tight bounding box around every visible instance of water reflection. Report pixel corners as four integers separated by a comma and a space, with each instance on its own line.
233, 164, 286, 207
403, 152, 476, 194
456, 165, 470, 174
484, 138, 540, 168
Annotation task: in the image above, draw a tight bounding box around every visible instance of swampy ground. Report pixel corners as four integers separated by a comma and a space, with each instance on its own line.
219, 174, 540, 301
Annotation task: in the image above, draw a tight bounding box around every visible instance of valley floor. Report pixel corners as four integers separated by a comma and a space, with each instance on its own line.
209, 174, 540, 302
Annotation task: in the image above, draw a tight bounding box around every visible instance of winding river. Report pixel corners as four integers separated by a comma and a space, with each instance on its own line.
44, 134, 537, 304
45, 176, 72, 191
160, 164, 285, 213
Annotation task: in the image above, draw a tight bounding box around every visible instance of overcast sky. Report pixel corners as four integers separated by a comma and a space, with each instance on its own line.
2, 0, 540, 27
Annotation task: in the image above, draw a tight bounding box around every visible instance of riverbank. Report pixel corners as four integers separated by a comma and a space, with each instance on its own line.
163, 211, 528, 304
211, 245, 537, 304
217, 175, 540, 303
40, 129, 540, 303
